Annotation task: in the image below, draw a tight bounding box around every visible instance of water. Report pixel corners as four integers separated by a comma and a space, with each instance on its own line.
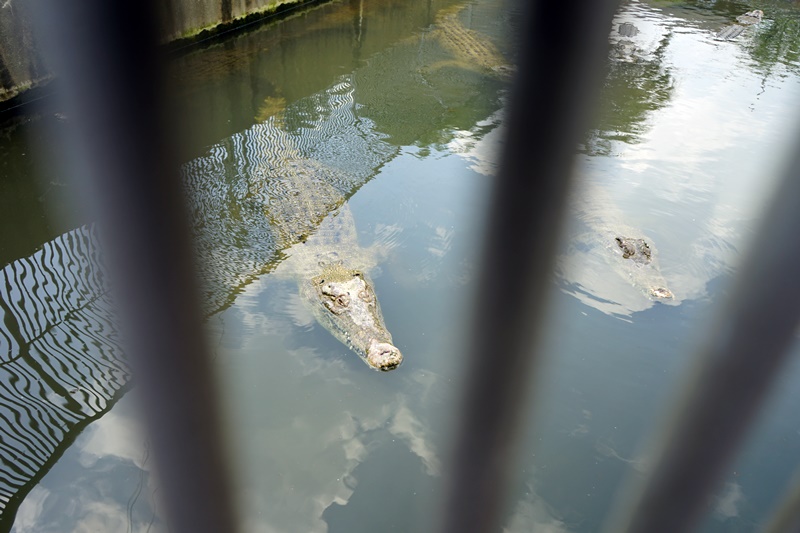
2, 0, 800, 531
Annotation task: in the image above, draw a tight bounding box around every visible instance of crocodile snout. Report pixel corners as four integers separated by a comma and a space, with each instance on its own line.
651, 287, 674, 299
366, 339, 403, 371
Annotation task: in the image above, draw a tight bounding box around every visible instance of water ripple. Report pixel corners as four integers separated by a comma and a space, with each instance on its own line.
0, 227, 127, 523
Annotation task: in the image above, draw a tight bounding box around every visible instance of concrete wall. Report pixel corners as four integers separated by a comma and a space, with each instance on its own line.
0, 1, 52, 104
158, 0, 306, 42
0, 0, 309, 107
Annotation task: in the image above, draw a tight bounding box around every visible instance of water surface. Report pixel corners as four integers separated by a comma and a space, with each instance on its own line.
3, 0, 800, 531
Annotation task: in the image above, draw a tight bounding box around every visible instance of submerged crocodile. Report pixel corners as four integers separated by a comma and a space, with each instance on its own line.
614, 236, 673, 299
566, 226, 674, 303
255, 137, 403, 371
715, 9, 764, 41
558, 182, 675, 313
736, 9, 764, 25
427, 5, 512, 77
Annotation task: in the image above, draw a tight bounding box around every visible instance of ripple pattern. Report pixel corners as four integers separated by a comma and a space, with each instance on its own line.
0, 73, 403, 524
183, 74, 398, 313
0, 226, 129, 520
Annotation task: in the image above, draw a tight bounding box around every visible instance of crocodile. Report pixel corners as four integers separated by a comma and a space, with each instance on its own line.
715, 25, 746, 41
427, 4, 512, 77
613, 236, 673, 299
715, 9, 764, 41
558, 182, 675, 313
736, 10, 763, 25
253, 132, 403, 371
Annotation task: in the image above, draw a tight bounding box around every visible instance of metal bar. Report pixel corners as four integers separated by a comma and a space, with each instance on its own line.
762, 471, 800, 533
606, 137, 800, 533
439, 1, 619, 532
30, 1, 239, 532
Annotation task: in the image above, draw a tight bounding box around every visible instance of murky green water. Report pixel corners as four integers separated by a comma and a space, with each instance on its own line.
2, 0, 800, 531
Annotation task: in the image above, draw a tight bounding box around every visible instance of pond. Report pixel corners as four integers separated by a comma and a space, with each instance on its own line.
2, 0, 800, 531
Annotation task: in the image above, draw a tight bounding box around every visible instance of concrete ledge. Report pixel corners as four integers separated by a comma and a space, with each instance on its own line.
0, 0, 328, 113
160, 0, 327, 48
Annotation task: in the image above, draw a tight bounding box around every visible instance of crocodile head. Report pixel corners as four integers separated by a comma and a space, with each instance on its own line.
736, 10, 763, 24
306, 264, 403, 371
616, 236, 674, 300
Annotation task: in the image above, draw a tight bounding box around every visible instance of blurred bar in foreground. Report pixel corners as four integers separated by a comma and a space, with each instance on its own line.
763, 469, 800, 533
30, 1, 239, 532
439, 1, 619, 532
604, 135, 800, 533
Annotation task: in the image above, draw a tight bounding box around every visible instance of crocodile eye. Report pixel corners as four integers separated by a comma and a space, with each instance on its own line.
324, 299, 344, 314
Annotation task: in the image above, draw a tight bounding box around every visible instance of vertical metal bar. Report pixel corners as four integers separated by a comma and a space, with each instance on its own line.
439, 1, 618, 532
606, 138, 800, 533
762, 472, 800, 533
30, 1, 238, 532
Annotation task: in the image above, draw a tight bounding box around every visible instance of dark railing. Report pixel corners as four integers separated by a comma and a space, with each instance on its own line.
439, 0, 619, 531
21, 0, 800, 532
30, 1, 238, 531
